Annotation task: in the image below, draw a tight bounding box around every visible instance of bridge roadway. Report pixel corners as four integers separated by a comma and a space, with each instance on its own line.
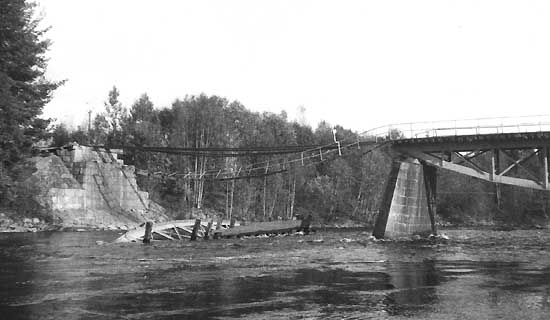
393, 131, 550, 152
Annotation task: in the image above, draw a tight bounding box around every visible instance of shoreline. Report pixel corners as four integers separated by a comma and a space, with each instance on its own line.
2, 221, 547, 233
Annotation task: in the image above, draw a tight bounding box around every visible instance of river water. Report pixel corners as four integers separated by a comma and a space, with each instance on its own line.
0, 228, 549, 320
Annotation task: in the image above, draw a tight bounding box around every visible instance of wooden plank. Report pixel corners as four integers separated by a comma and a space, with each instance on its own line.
214, 220, 302, 237
155, 230, 175, 240
172, 226, 182, 240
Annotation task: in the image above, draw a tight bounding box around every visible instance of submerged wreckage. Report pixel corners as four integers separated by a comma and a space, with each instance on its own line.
115, 215, 313, 243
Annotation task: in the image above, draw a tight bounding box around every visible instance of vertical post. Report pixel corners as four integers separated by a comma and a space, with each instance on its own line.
229, 179, 235, 219
190, 219, 201, 241
544, 147, 549, 190
444, 151, 452, 162
227, 183, 233, 220
454, 120, 457, 136
337, 141, 342, 156
495, 183, 502, 209
491, 149, 498, 181
319, 148, 323, 161
263, 163, 268, 219
299, 214, 313, 234
214, 217, 223, 240
143, 221, 153, 243
203, 220, 213, 240
494, 149, 502, 208
88, 109, 92, 133
422, 163, 437, 235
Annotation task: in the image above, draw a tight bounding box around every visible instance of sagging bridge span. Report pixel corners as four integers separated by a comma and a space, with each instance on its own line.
84, 115, 550, 239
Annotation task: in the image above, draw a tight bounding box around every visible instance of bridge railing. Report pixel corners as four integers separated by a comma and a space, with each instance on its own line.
360, 115, 550, 141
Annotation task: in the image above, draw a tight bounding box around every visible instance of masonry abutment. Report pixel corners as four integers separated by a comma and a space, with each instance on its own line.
42, 144, 161, 227
373, 158, 437, 239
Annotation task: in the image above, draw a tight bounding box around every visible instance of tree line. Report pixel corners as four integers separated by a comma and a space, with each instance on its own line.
52, 88, 392, 225
52, 87, 550, 227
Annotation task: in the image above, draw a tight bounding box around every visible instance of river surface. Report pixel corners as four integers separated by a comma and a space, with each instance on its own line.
0, 228, 549, 319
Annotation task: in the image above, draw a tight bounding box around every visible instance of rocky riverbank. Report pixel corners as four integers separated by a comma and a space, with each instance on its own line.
0, 211, 142, 233
0, 212, 51, 232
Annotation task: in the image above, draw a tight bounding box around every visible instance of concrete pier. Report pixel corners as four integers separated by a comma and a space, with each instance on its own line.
373, 158, 436, 239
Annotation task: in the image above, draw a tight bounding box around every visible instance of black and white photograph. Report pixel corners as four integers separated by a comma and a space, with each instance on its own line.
1, 0, 550, 319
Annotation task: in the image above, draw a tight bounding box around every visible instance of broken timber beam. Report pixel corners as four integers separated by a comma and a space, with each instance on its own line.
190, 219, 201, 241
213, 220, 304, 238
143, 221, 153, 243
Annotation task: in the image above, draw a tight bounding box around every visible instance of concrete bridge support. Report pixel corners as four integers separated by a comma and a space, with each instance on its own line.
373, 158, 437, 239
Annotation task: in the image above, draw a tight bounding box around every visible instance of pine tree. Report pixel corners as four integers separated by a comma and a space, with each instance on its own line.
0, 0, 61, 168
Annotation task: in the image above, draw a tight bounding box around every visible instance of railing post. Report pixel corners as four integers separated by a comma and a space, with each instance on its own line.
454, 120, 457, 136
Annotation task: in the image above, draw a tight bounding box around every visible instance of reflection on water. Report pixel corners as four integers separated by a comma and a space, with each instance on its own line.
0, 229, 549, 319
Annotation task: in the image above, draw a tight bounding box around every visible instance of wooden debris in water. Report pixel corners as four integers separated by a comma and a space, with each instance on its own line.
143, 221, 153, 243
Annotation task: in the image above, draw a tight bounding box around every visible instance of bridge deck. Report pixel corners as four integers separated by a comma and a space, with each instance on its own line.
392, 131, 550, 152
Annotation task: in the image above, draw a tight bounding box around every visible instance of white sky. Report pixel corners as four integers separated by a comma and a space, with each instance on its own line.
37, 0, 550, 132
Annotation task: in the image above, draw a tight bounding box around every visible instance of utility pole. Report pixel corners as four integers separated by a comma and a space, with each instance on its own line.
88, 109, 92, 133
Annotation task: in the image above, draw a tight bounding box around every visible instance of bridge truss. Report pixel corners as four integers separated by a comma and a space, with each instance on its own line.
391, 133, 550, 191
360, 115, 550, 191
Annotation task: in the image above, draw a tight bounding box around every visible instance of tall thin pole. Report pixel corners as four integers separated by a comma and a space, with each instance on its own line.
88, 110, 92, 132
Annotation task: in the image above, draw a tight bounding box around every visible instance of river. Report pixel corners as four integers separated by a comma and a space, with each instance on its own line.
0, 228, 549, 319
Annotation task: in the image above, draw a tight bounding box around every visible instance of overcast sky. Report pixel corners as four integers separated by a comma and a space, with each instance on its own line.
37, 0, 550, 132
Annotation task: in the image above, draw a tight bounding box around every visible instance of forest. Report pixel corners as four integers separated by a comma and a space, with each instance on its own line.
49, 88, 391, 226
49, 87, 550, 227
